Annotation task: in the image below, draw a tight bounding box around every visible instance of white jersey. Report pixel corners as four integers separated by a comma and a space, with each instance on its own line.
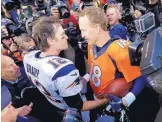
23, 51, 82, 110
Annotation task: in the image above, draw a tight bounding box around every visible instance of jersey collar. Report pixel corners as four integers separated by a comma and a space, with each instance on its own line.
93, 37, 120, 59
35, 51, 59, 59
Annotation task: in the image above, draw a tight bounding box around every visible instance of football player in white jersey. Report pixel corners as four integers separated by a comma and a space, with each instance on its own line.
23, 16, 108, 121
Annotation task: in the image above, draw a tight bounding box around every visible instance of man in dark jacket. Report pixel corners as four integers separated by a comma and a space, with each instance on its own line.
1, 55, 33, 115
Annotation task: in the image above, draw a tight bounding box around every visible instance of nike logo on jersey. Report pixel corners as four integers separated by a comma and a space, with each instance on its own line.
70, 72, 77, 76
66, 77, 80, 89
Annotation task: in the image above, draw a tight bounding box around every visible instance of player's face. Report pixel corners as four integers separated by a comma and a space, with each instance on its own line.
54, 25, 69, 51
106, 8, 120, 26
79, 16, 98, 45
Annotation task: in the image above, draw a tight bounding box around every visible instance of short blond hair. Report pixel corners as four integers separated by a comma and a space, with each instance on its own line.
106, 4, 122, 13
79, 6, 108, 31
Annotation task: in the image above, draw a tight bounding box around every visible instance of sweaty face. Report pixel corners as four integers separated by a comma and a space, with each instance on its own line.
2, 57, 21, 81
106, 8, 120, 26
79, 16, 98, 45
54, 25, 68, 51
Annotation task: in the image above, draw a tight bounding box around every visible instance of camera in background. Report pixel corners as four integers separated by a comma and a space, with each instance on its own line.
51, 0, 70, 19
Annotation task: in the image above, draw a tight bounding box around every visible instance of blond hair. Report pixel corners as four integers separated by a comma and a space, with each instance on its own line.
80, 6, 108, 31
106, 4, 122, 14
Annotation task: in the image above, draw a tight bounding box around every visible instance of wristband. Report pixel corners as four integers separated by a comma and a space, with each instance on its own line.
122, 92, 136, 107
83, 73, 90, 82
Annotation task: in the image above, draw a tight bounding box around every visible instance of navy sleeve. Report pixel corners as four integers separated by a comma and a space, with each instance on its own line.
130, 75, 148, 96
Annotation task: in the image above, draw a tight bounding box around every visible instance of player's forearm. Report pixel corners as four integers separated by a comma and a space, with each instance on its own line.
130, 75, 146, 96
122, 75, 147, 107
81, 98, 108, 111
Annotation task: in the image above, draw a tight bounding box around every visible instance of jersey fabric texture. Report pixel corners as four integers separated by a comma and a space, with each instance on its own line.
23, 51, 82, 110
88, 38, 141, 96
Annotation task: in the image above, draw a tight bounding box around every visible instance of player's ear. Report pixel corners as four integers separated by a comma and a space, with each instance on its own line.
47, 37, 55, 46
118, 12, 122, 20
95, 24, 100, 34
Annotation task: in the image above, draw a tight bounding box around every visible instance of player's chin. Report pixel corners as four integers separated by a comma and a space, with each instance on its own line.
88, 40, 94, 46
108, 21, 115, 26
64, 44, 69, 50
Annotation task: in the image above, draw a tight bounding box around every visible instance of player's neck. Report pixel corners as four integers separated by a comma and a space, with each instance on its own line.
40, 48, 60, 57
95, 31, 111, 47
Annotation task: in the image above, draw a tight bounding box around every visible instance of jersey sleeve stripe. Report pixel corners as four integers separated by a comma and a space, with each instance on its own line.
52, 64, 77, 81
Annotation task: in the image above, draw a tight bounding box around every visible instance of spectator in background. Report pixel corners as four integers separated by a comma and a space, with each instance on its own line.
1, 55, 33, 109
15, 34, 36, 58
1, 4, 19, 24
51, 6, 60, 19
50, 3, 79, 27
70, 3, 80, 21
106, 4, 129, 40
68, 0, 81, 9
1, 26, 23, 63
1, 39, 12, 55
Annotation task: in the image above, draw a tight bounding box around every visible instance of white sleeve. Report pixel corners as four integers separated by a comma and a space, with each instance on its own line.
55, 69, 83, 97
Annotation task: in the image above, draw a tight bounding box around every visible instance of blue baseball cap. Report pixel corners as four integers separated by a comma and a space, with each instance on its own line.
1, 84, 11, 111
71, 3, 79, 11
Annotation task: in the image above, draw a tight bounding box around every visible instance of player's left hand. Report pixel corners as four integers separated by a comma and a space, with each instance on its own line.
107, 94, 123, 112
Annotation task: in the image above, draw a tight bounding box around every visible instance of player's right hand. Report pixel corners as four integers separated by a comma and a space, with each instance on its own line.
107, 94, 123, 112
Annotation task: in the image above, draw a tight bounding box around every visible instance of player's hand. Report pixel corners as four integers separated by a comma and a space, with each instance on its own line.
107, 94, 123, 112
16, 102, 33, 117
80, 74, 90, 94
62, 108, 82, 122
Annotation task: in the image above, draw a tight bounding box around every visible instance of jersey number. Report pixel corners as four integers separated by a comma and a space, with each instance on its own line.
48, 58, 67, 69
91, 66, 102, 87
116, 40, 130, 48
